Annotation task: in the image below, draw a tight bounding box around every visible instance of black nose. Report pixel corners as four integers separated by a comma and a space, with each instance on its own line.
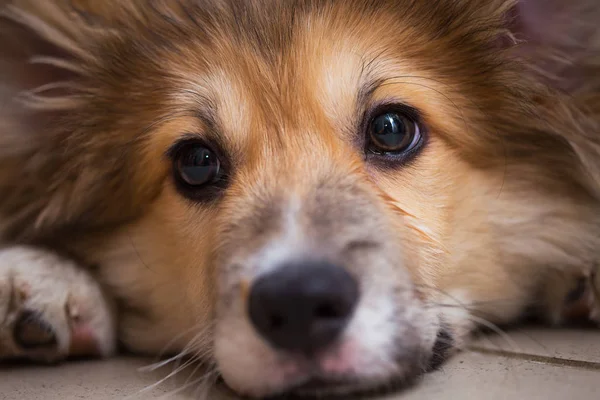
248, 261, 359, 354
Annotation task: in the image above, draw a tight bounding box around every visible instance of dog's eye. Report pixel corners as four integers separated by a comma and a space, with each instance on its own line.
168, 138, 229, 202
368, 111, 421, 154
175, 144, 221, 187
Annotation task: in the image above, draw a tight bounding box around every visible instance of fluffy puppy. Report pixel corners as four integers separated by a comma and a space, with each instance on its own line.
0, 0, 599, 398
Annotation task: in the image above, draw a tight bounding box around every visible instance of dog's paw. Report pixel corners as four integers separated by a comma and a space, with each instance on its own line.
542, 265, 600, 326
0, 246, 116, 363
590, 265, 600, 324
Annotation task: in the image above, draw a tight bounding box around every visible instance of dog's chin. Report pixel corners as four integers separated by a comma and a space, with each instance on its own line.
269, 359, 426, 400
233, 360, 424, 400
216, 328, 449, 399
230, 348, 432, 400
273, 376, 418, 400
270, 329, 453, 399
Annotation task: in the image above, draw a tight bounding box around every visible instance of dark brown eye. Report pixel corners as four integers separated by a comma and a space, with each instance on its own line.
368, 111, 421, 154
169, 139, 229, 202
176, 145, 221, 187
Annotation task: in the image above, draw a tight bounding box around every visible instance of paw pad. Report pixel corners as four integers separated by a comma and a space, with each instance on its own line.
13, 310, 57, 350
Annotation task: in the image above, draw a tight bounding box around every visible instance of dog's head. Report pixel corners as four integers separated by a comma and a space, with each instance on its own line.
1, 0, 599, 397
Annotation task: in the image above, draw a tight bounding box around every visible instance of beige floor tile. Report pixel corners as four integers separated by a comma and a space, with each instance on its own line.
1, 340, 599, 400
0, 358, 175, 400
471, 327, 600, 363
398, 351, 599, 400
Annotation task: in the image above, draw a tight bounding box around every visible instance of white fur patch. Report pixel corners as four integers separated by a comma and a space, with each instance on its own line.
0, 246, 116, 361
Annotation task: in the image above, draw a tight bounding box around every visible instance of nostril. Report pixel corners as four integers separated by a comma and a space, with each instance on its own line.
269, 314, 285, 330
315, 303, 344, 319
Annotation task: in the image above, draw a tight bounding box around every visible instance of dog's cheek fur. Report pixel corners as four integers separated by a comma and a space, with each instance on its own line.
76, 188, 219, 355
373, 138, 594, 344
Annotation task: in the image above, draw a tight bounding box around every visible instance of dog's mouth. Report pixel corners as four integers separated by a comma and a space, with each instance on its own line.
218, 375, 417, 400
276, 328, 452, 399
214, 327, 452, 399
271, 376, 420, 400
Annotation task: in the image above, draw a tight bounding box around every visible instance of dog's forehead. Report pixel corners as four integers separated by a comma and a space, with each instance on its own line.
168, 26, 421, 147
154, 0, 493, 164
162, 35, 358, 161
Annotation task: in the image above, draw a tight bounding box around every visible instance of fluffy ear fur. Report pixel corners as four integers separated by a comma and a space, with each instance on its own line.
0, 1, 165, 242
506, 0, 600, 197
508, 0, 599, 91
0, 1, 101, 240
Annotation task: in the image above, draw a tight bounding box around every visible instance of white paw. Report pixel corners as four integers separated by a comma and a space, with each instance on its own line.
543, 265, 600, 326
0, 246, 116, 363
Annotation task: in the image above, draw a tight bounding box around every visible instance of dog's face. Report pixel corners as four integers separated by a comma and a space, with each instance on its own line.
1, 0, 600, 398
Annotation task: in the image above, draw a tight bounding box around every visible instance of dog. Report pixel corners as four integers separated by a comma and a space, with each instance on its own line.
1, 0, 599, 398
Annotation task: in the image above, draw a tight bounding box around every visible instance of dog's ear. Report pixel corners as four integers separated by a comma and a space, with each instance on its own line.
505, 0, 600, 195
0, 2, 88, 237
0, 1, 132, 240
0, 1, 110, 106
0, 1, 178, 242
505, 0, 599, 91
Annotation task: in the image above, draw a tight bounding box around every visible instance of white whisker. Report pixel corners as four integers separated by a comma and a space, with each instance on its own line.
134, 356, 200, 397
139, 352, 190, 373
465, 314, 523, 354
156, 370, 219, 400
140, 321, 213, 373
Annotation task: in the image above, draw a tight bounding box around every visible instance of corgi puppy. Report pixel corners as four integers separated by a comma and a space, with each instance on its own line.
0, 0, 599, 397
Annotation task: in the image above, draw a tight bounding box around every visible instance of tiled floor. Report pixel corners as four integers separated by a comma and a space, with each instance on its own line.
1, 328, 599, 400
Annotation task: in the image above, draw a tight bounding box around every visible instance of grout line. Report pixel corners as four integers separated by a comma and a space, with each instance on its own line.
468, 346, 600, 371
